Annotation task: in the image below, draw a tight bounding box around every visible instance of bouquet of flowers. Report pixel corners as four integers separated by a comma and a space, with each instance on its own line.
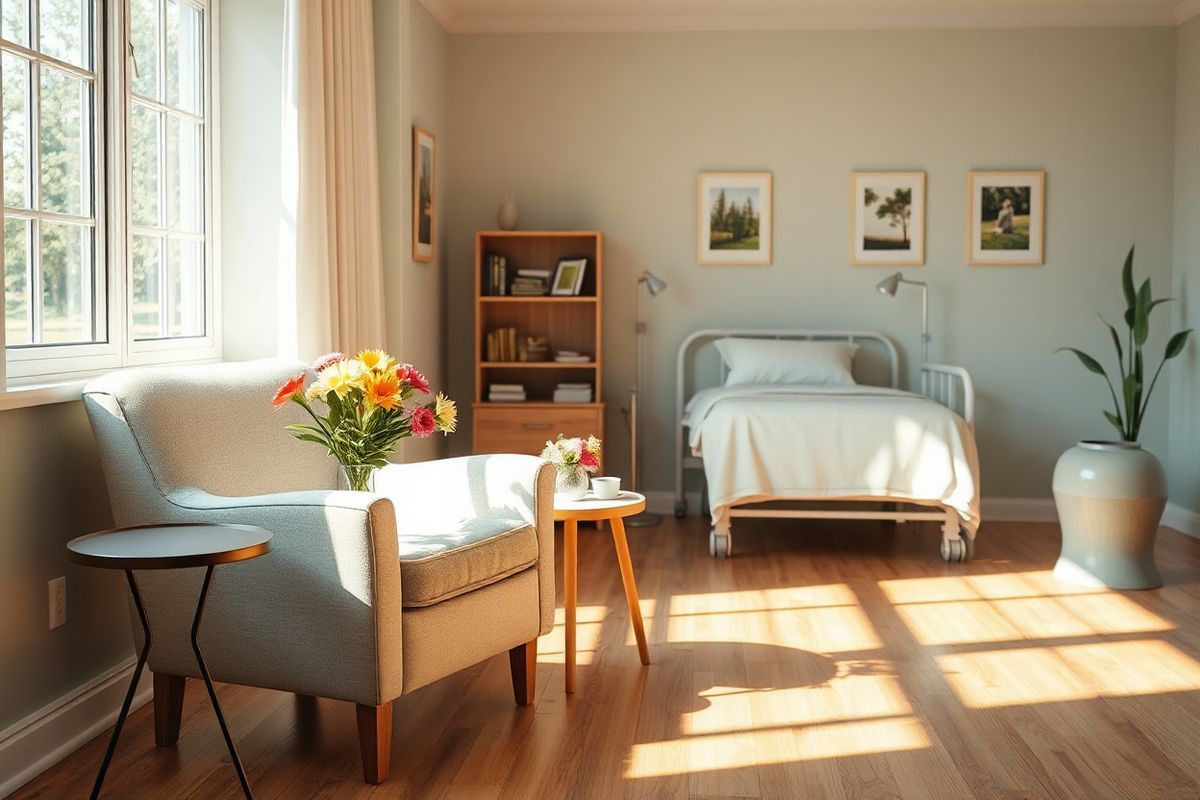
540, 435, 601, 499
272, 350, 456, 490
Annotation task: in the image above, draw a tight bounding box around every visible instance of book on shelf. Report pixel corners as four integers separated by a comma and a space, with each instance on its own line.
485, 327, 519, 362
553, 349, 592, 363
485, 254, 508, 295
553, 381, 593, 403
489, 382, 527, 402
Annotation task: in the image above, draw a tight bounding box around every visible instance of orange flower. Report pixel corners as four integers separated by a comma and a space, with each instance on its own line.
272, 373, 307, 409
364, 371, 402, 411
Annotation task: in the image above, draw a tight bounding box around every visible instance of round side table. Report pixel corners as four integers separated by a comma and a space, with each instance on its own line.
67, 523, 273, 800
554, 491, 650, 693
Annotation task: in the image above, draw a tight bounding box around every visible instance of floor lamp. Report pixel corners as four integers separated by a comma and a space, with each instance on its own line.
626, 270, 668, 527
876, 271, 929, 391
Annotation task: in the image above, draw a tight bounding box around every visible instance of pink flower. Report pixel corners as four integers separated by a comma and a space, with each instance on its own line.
579, 449, 599, 472
402, 364, 431, 395
310, 352, 343, 372
408, 406, 436, 438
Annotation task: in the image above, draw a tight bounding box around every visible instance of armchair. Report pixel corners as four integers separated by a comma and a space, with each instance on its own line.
82, 360, 555, 784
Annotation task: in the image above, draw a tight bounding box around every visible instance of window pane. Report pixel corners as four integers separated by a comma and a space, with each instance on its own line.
164, 237, 202, 337
129, 0, 159, 99
39, 0, 90, 69
165, 0, 201, 114
39, 221, 92, 343
166, 115, 201, 231
131, 233, 160, 338
130, 102, 160, 226
1, 0, 29, 46
39, 66, 92, 216
2, 51, 30, 209
4, 217, 30, 345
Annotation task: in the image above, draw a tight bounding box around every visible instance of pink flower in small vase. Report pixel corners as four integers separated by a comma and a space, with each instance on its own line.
409, 406, 436, 437
402, 364, 431, 395
579, 448, 599, 472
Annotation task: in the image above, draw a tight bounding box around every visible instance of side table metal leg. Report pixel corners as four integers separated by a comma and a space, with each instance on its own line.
191, 565, 254, 800
89, 571, 151, 800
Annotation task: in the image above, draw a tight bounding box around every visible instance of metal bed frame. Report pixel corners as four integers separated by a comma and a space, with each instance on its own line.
673, 329, 976, 561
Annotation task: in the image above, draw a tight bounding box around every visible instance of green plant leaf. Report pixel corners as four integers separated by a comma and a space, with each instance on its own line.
1133, 279, 1151, 346
1103, 410, 1123, 435
1164, 329, 1194, 360
1099, 315, 1124, 374
1121, 244, 1136, 312
1056, 347, 1108, 376
1123, 373, 1140, 425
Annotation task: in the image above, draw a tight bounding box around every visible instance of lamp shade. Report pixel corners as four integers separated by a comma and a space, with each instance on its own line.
876, 272, 902, 297
641, 270, 668, 296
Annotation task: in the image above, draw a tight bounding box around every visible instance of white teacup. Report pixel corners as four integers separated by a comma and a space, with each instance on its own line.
591, 476, 621, 500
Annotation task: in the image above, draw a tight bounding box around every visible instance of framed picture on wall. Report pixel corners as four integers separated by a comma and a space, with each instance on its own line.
412, 126, 436, 262
968, 170, 1045, 265
850, 171, 926, 266
697, 172, 773, 265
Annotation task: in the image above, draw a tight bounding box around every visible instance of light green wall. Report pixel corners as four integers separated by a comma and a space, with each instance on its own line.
375, 0, 450, 463
444, 28, 1180, 499
1169, 17, 1200, 513
0, 402, 130, 731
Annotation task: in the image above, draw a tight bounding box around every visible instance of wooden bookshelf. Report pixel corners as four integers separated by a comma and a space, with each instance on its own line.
473, 231, 604, 456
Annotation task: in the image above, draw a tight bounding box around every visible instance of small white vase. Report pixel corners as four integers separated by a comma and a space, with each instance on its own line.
1052, 440, 1166, 589
497, 195, 519, 231
555, 464, 589, 502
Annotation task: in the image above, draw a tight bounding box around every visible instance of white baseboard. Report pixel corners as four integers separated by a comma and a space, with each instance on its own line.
1163, 503, 1200, 539
645, 490, 1059, 523
0, 656, 151, 800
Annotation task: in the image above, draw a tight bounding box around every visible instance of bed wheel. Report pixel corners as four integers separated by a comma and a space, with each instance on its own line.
709, 529, 731, 558
941, 536, 970, 563
674, 500, 687, 518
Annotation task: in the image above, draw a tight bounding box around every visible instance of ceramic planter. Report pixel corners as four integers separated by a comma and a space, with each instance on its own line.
1051, 440, 1166, 589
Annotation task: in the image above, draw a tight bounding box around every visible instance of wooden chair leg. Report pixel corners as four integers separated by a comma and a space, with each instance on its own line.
152, 672, 186, 747
508, 638, 537, 706
355, 702, 393, 784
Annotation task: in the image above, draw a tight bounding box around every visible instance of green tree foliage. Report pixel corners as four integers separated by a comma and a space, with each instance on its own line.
874, 188, 911, 244
981, 186, 1030, 220
710, 189, 760, 244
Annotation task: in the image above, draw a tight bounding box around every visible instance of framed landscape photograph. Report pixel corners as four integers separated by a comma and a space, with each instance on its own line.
697, 172, 772, 265
412, 126, 436, 262
850, 172, 925, 265
968, 170, 1045, 265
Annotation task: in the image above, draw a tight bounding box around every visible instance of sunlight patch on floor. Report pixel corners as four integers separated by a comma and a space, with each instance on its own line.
938, 640, 1200, 708
539, 605, 610, 665
879, 570, 1107, 605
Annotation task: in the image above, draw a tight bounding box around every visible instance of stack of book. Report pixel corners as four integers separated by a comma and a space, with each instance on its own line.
510, 269, 552, 296
485, 254, 508, 295
553, 382, 593, 403
489, 383, 527, 403
486, 327, 519, 362
554, 350, 591, 363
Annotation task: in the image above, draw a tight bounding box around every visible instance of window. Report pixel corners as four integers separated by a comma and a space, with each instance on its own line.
0, 0, 216, 387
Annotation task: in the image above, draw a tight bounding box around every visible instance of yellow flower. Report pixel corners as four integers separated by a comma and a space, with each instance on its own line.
586, 435, 602, 459
364, 371, 402, 411
434, 393, 457, 433
357, 349, 395, 374
312, 359, 366, 399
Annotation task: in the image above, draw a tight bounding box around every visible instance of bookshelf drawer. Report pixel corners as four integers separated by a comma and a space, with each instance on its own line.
474, 406, 603, 456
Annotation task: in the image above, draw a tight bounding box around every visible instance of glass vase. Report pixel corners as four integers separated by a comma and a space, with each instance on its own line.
339, 464, 378, 492
555, 464, 589, 501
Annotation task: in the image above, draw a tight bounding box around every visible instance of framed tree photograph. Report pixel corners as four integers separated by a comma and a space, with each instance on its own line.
412, 126, 436, 262
697, 172, 772, 265
850, 172, 925, 266
968, 170, 1045, 265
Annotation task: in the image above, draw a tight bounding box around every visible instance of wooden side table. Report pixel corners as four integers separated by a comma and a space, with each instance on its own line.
554, 491, 650, 693
67, 523, 273, 800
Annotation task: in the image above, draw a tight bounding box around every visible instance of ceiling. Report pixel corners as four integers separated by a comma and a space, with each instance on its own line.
419, 0, 1200, 33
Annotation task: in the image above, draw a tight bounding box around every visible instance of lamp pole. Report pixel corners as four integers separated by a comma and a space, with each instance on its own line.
626, 272, 666, 527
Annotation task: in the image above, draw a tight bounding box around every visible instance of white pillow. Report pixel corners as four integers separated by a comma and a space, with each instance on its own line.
714, 338, 858, 386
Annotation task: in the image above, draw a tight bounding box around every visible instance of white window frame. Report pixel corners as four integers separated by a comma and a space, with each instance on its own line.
0, 0, 220, 391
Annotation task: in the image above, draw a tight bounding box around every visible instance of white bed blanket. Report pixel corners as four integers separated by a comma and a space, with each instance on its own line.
685, 385, 981, 536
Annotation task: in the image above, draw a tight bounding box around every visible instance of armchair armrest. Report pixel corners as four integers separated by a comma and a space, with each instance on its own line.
140, 488, 404, 706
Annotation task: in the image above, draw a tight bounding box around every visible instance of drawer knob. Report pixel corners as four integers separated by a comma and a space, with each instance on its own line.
521, 422, 553, 430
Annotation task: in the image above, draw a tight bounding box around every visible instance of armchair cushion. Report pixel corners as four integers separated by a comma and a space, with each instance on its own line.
397, 517, 537, 607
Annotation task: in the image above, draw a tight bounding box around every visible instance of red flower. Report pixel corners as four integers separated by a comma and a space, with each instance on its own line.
579, 448, 599, 472
272, 373, 306, 409
408, 406, 436, 437
402, 364, 431, 395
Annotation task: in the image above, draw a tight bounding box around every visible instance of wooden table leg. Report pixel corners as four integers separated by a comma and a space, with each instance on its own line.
609, 516, 650, 665
564, 518, 578, 693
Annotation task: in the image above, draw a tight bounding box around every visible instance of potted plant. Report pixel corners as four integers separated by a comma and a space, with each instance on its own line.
1055, 246, 1192, 588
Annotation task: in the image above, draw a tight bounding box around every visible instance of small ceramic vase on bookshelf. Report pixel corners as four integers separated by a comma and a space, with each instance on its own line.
498, 195, 519, 231
555, 464, 589, 502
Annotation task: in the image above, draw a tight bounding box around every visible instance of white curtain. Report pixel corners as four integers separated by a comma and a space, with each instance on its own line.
279, 0, 386, 360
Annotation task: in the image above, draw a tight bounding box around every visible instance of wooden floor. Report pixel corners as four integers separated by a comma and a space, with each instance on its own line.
15, 516, 1200, 799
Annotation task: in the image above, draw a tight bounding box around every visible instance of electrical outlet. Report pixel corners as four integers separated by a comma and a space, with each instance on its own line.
49, 577, 66, 630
